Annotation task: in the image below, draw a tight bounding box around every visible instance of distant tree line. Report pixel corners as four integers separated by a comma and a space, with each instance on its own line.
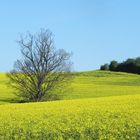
100, 57, 140, 74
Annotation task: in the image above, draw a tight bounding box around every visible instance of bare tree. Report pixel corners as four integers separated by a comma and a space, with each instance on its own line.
7, 29, 72, 102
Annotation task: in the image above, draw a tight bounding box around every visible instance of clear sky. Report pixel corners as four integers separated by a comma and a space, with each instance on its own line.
0, 0, 140, 72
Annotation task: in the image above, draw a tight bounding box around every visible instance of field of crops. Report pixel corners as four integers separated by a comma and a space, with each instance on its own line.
0, 71, 140, 139
0, 94, 139, 139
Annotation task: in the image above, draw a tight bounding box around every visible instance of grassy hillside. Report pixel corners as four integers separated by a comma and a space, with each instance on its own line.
0, 71, 140, 139
1, 71, 140, 104
0, 94, 139, 139
0, 73, 17, 104
61, 71, 140, 99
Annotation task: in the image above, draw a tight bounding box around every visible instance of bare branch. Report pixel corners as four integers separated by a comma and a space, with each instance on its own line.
7, 29, 73, 102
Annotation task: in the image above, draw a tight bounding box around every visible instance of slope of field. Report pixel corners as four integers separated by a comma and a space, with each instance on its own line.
61, 71, 140, 99
1, 71, 140, 104
0, 73, 17, 104
0, 71, 140, 139
0, 94, 139, 139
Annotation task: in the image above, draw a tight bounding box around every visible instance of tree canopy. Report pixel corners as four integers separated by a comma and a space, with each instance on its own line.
100, 57, 140, 74
7, 29, 72, 102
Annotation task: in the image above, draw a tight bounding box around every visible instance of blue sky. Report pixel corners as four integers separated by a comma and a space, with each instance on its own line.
0, 0, 140, 71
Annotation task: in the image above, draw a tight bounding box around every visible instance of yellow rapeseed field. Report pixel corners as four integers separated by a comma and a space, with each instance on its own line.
0, 71, 140, 139
0, 94, 139, 139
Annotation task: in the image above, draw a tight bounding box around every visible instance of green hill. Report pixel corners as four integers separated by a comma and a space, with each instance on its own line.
1, 70, 140, 104
0, 71, 140, 139
61, 70, 140, 99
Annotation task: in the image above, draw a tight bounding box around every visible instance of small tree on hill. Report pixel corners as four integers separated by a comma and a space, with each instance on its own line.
100, 64, 109, 70
7, 29, 72, 102
109, 60, 118, 71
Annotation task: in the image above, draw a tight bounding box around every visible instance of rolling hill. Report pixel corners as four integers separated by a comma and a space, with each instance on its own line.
0, 71, 139, 139
0, 70, 140, 104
